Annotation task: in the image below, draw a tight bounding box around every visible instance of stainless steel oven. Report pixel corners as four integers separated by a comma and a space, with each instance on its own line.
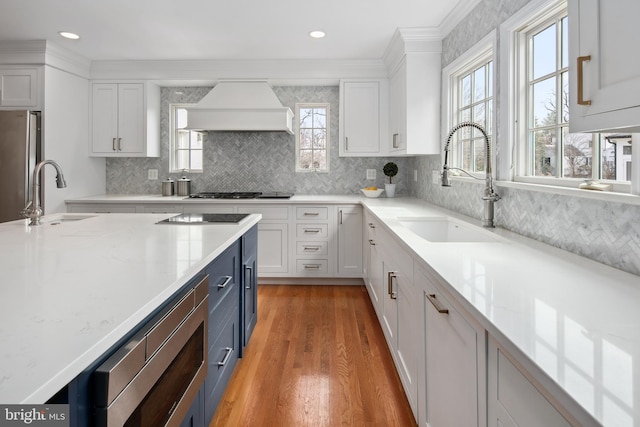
93, 276, 209, 427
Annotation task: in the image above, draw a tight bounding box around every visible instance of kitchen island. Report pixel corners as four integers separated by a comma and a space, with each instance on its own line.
0, 212, 261, 407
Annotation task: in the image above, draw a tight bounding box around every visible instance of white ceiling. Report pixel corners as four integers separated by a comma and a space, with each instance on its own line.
0, 0, 474, 62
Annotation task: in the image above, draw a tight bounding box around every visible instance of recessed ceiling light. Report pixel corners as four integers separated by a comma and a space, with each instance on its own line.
58, 31, 80, 40
309, 30, 326, 39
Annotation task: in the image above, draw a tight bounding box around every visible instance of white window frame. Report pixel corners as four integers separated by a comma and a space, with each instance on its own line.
499, 0, 634, 194
441, 30, 497, 179
169, 104, 204, 173
295, 103, 330, 173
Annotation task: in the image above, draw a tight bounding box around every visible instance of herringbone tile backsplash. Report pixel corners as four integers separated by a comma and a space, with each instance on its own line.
107, 86, 411, 196
414, 155, 640, 276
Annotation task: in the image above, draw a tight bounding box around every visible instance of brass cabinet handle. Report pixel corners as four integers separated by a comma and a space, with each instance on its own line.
217, 275, 232, 288
217, 347, 233, 366
426, 293, 449, 314
388, 271, 397, 299
577, 55, 592, 106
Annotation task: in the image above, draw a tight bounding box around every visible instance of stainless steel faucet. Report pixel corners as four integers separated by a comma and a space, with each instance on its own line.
22, 160, 67, 226
442, 122, 500, 228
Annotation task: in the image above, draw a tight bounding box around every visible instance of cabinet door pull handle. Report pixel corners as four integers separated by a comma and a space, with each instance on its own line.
117, 137, 122, 151
388, 271, 397, 299
304, 264, 321, 270
217, 275, 232, 288
368, 222, 375, 228
244, 266, 252, 289
303, 212, 320, 216
112, 138, 117, 151
368, 239, 376, 246
345, 136, 349, 151
339, 210, 343, 225
392, 133, 399, 148
577, 55, 592, 106
304, 228, 321, 234
303, 245, 321, 251
217, 347, 233, 366
426, 293, 449, 314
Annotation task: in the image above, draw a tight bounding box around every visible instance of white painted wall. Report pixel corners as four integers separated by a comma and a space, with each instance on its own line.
43, 65, 105, 214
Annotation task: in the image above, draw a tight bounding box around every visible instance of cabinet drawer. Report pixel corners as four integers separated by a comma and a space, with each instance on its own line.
296, 206, 328, 220
296, 223, 328, 238
296, 259, 329, 274
206, 241, 240, 310
205, 303, 239, 424
142, 204, 182, 213
237, 205, 289, 220
183, 205, 234, 214
296, 241, 329, 256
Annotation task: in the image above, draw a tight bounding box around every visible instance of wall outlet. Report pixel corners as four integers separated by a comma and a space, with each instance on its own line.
432, 170, 440, 185
366, 169, 376, 180
148, 169, 159, 180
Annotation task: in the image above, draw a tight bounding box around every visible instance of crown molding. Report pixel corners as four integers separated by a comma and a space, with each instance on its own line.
382, 28, 443, 72
0, 40, 91, 78
88, 58, 388, 85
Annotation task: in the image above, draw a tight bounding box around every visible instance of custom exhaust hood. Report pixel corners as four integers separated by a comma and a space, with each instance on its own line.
183, 80, 294, 134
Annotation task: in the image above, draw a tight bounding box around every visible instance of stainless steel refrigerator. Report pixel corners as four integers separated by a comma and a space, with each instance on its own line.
0, 110, 42, 223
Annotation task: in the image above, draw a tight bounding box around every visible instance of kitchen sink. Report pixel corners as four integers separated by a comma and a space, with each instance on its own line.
397, 217, 501, 243
42, 214, 96, 225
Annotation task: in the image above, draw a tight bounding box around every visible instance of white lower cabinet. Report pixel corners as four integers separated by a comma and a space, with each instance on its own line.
377, 228, 418, 419
66, 203, 138, 213
337, 205, 362, 276
417, 263, 486, 427
488, 339, 572, 427
237, 205, 290, 276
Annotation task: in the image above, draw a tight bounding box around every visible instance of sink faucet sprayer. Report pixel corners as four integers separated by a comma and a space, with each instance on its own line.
22, 160, 67, 226
442, 122, 500, 228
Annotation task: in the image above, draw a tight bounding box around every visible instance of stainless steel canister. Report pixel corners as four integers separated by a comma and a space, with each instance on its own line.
161, 178, 175, 196
176, 176, 191, 196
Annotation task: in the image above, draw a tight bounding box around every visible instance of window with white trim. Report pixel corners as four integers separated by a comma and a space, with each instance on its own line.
442, 33, 495, 174
509, 1, 633, 191
170, 105, 204, 173
296, 103, 329, 172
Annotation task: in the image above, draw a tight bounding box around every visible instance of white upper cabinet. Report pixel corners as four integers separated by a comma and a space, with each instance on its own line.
339, 80, 388, 157
90, 82, 160, 157
0, 67, 41, 108
384, 29, 442, 155
568, 0, 640, 132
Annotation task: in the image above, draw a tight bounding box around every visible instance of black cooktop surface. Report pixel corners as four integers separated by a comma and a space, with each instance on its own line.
187, 191, 293, 199
157, 213, 250, 224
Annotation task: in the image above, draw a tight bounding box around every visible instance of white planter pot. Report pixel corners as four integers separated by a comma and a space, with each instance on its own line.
385, 183, 396, 198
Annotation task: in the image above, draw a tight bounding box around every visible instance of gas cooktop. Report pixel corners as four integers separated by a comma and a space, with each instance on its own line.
187, 192, 293, 199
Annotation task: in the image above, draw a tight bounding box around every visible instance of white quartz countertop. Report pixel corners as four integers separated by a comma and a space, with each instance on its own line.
64, 194, 640, 425
65, 193, 368, 204
360, 198, 640, 427
0, 212, 261, 404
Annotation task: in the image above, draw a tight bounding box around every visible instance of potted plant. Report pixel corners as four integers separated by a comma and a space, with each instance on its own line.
383, 162, 398, 197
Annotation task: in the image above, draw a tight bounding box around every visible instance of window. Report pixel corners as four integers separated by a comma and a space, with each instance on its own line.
506, 0, 633, 191
442, 32, 495, 174
170, 106, 204, 173
296, 103, 329, 172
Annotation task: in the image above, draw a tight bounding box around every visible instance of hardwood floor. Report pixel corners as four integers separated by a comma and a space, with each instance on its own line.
210, 285, 417, 427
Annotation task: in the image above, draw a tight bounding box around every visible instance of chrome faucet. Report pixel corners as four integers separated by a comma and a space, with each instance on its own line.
22, 160, 67, 226
442, 122, 500, 228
